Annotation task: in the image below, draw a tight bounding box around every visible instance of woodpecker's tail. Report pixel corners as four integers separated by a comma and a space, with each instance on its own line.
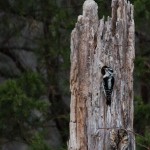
106, 96, 111, 105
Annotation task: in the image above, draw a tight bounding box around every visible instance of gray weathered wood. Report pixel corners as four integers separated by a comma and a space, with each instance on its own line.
68, 0, 135, 149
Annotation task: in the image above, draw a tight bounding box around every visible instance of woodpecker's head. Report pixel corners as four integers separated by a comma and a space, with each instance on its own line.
101, 66, 114, 76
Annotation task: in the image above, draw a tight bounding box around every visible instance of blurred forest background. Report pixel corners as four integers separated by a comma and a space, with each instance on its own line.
0, 0, 149, 150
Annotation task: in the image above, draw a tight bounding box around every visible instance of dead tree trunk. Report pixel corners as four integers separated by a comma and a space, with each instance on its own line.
68, 0, 135, 149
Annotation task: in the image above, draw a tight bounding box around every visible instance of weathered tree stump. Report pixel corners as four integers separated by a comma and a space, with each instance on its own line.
68, 0, 135, 149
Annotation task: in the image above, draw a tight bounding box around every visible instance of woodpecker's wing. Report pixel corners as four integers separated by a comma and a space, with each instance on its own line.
103, 76, 114, 91
103, 76, 114, 105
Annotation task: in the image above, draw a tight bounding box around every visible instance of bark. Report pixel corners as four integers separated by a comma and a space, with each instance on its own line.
68, 0, 135, 149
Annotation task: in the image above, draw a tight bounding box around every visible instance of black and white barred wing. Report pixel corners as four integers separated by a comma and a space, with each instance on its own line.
103, 76, 114, 105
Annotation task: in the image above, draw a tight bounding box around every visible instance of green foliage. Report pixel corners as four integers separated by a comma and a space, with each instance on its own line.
136, 129, 150, 150
134, 96, 150, 149
17, 72, 46, 98
134, 0, 150, 35
30, 132, 51, 150
135, 102, 150, 132
134, 0, 150, 21
134, 57, 150, 79
0, 72, 49, 140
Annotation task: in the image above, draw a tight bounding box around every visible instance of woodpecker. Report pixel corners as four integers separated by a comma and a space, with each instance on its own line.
101, 66, 114, 105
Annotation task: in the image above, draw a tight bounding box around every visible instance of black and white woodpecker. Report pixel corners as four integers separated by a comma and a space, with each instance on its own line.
101, 66, 114, 105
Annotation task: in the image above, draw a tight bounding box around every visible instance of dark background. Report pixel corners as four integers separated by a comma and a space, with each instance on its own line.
0, 0, 149, 149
